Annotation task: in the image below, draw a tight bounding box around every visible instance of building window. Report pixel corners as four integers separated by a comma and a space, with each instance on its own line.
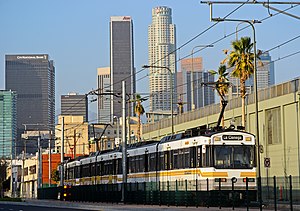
266, 107, 281, 145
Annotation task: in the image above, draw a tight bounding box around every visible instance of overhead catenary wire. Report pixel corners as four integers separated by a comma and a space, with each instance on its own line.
55, 1, 299, 119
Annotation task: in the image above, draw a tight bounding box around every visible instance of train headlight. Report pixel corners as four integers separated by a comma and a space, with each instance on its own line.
214, 137, 221, 142
246, 137, 252, 142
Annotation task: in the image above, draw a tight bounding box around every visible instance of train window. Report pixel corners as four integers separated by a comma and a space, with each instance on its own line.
213, 146, 255, 169
178, 149, 184, 169
117, 158, 122, 174
197, 146, 202, 167
184, 148, 190, 169
91, 162, 96, 176
144, 153, 149, 172
164, 152, 169, 170
202, 146, 212, 167
96, 162, 101, 176
159, 152, 164, 170
169, 150, 173, 170
190, 147, 196, 168
128, 156, 134, 173
100, 161, 104, 176
149, 153, 156, 172
75, 165, 81, 178
173, 150, 179, 169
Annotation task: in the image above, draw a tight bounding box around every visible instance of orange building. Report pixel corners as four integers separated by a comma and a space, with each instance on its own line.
41, 153, 61, 186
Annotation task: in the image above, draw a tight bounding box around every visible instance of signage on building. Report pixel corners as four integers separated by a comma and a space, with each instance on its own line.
17, 55, 47, 60
123, 16, 131, 20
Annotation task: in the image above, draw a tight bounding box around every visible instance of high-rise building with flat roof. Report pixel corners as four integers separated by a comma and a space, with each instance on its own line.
110, 16, 135, 118
0, 90, 17, 158
61, 93, 88, 122
97, 67, 111, 123
177, 57, 215, 112
148, 6, 177, 113
5, 54, 55, 154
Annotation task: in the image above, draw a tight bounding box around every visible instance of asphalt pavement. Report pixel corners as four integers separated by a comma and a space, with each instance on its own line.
0, 199, 299, 211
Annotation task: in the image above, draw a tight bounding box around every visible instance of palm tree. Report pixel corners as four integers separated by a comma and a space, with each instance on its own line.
226, 36, 255, 128
134, 94, 145, 142
209, 64, 229, 127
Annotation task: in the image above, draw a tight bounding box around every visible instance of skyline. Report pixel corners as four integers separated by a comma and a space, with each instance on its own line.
1, 1, 300, 118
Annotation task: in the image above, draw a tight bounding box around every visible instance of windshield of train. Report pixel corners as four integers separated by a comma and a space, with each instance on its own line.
214, 145, 255, 169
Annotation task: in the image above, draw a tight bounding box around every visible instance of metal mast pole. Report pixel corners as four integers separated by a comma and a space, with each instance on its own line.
60, 117, 64, 186
37, 134, 42, 189
121, 81, 127, 202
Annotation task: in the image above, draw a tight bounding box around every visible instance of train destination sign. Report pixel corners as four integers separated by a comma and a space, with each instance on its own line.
222, 135, 243, 141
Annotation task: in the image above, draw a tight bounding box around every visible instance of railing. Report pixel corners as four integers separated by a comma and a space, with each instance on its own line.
38, 175, 300, 209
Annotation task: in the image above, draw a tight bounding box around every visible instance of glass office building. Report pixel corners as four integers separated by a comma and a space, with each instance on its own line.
110, 16, 135, 119
0, 90, 17, 158
5, 54, 55, 154
61, 93, 88, 122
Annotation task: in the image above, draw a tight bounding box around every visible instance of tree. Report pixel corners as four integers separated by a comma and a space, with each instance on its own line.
225, 36, 255, 128
134, 94, 145, 142
209, 64, 229, 127
51, 169, 60, 184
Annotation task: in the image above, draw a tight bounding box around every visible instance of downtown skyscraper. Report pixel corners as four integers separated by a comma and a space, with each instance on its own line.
97, 67, 111, 123
110, 16, 135, 119
5, 54, 55, 154
148, 6, 177, 114
177, 57, 215, 113
61, 93, 88, 122
0, 90, 17, 158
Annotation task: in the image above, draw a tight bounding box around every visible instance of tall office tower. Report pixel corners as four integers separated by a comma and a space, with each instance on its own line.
148, 6, 177, 113
0, 90, 17, 158
228, 51, 275, 99
61, 93, 88, 122
97, 67, 111, 123
177, 57, 215, 112
5, 54, 55, 154
258, 52, 275, 89
110, 16, 135, 118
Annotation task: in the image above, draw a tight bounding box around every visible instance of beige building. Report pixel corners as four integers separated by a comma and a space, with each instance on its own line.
55, 115, 140, 154
55, 116, 91, 157
142, 77, 300, 178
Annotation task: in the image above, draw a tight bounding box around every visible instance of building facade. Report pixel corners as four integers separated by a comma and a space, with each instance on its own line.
0, 90, 17, 159
177, 57, 215, 112
110, 16, 135, 119
148, 6, 177, 113
61, 93, 88, 122
97, 67, 111, 123
5, 54, 55, 155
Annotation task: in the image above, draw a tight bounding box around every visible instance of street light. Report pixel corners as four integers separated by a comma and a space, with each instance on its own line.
212, 17, 262, 210
142, 64, 174, 135
191, 45, 214, 110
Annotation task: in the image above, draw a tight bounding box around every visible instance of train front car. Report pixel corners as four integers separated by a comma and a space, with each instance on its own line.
207, 130, 257, 204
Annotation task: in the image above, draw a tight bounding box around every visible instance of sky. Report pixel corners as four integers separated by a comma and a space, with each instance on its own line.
1, 0, 300, 117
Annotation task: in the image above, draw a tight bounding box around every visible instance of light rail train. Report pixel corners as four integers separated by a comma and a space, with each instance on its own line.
61, 125, 257, 203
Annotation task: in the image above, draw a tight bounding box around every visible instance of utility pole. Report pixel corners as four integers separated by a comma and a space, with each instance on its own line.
48, 131, 52, 187
60, 117, 64, 186
37, 134, 42, 189
121, 81, 127, 202
73, 129, 76, 159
